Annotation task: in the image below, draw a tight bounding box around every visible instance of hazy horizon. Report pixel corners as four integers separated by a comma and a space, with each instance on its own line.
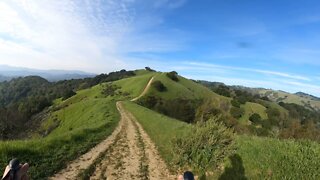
0, 0, 319, 96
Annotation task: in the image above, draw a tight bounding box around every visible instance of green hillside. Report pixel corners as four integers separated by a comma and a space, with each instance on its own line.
0, 69, 319, 179
0, 82, 122, 179
258, 89, 320, 111
239, 102, 268, 124
148, 72, 227, 100
124, 101, 320, 179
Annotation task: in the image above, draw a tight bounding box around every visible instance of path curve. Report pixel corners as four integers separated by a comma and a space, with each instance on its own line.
131, 77, 154, 101
50, 76, 175, 179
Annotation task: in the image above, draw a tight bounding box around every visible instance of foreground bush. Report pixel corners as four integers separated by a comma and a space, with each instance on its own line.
173, 118, 235, 178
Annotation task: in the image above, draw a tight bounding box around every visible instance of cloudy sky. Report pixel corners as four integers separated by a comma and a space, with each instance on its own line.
0, 0, 320, 96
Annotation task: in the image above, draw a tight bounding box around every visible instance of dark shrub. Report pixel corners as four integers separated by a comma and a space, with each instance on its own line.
230, 107, 245, 119
151, 80, 167, 92
62, 90, 76, 100
166, 71, 179, 81
145, 67, 156, 72
249, 113, 262, 124
231, 99, 241, 108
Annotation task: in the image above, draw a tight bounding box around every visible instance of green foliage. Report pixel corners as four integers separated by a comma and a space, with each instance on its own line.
173, 118, 235, 176
62, 90, 76, 100
230, 107, 245, 119
0, 88, 120, 179
166, 71, 179, 81
138, 95, 200, 123
151, 80, 167, 92
231, 99, 241, 108
145, 67, 156, 72
214, 85, 232, 97
0, 70, 135, 139
249, 113, 262, 124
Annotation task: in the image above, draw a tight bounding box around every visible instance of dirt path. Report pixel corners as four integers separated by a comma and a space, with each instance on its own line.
49, 102, 125, 180
90, 102, 174, 179
131, 77, 154, 102
51, 76, 175, 179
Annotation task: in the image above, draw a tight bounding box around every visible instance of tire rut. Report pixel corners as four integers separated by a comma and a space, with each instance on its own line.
91, 102, 175, 180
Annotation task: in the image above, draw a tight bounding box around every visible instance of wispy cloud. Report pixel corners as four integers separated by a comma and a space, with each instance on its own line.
185, 62, 311, 81
0, 0, 187, 73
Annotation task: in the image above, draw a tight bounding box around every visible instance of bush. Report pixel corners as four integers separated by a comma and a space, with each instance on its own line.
166, 71, 179, 81
62, 90, 76, 100
173, 118, 235, 178
145, 67, 156, 72
151, 80, 167, 92
231, 99, 241, 108
230, 107, 245, 119
249, 113, 262, 124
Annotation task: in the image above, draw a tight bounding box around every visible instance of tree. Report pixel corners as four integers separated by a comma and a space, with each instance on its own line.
166, 71, 179, 81
145, 67, 156, 72
230, 107, 245, 119
249, 113, 262, 124
151, 80, 167, 92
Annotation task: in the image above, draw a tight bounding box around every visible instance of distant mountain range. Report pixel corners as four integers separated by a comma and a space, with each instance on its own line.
0, 65, 95, 81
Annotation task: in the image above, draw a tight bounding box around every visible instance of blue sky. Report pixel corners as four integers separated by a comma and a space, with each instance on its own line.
0, 0, 320, 96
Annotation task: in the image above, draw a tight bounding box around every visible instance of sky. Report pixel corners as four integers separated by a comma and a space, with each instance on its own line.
0, 0, 320, 96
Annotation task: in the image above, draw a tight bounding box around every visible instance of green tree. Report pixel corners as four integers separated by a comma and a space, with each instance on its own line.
249, 113, 262, 124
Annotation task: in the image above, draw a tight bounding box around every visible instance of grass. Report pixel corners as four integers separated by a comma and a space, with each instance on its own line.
113, 72, 156, 99
122, 101, 191, 169
0, 83, 121, 179
123, 101, 320, 179
259, 89, 320, 111
219, 135, 320, 179
148, 73, 226, 100
239, 102, 268, 124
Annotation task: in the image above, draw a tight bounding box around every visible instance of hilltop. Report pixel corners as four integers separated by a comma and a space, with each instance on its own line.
0, 68, 319, 179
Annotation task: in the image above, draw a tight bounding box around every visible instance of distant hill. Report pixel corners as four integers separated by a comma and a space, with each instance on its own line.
0, 64, 95, 81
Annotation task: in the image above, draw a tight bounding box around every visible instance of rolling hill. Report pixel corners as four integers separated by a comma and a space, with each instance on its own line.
0, 69, 319, 179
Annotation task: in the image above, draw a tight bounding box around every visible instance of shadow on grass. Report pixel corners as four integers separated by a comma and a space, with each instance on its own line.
219, 154, 247, 180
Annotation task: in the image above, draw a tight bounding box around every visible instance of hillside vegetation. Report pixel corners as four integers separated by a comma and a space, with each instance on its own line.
0, 68, 320, 179
123, 101, 320, 179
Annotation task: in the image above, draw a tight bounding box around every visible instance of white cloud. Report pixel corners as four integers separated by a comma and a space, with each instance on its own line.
0, 0, 187, 73
185, 62, 311, 81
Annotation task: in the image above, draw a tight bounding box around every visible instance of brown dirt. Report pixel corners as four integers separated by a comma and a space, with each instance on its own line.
90, 102, 175, 179
131, 77, 154, 102
51, 76, 176, 179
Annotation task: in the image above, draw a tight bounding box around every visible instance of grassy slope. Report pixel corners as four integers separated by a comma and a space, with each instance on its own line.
230, 135, 320, 179
0, 83, 120, 179
239, 102, 268, 124
148, 73, 227, 101
113, 71, 156, 99
124, 101, 320, 179
259, 89, 320, 111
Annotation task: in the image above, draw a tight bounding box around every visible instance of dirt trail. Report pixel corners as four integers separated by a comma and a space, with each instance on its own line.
91, 102, 174, 179
51, 76, 175, 179
131, 77, 154, 102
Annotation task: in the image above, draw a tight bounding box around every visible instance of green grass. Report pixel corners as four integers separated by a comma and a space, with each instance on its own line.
259, 89, 320, 111
0, 84, 121, 179
148, 73, 226, 100
122, 101, 191, 169
124, 101, 320, 179
113, 72, 156, 99
239, 102, 268, 124
223, 135, 320, 179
